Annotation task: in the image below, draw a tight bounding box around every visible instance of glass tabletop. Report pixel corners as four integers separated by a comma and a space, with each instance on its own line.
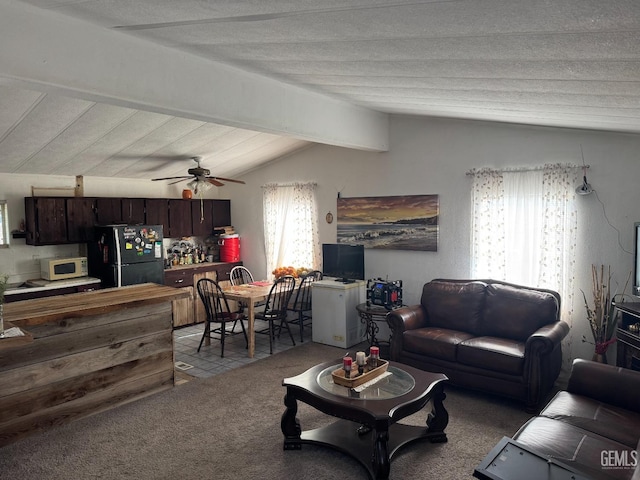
317, 364, 415, 400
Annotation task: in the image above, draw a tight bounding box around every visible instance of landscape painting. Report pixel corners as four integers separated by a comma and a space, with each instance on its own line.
337, 194, 439, 251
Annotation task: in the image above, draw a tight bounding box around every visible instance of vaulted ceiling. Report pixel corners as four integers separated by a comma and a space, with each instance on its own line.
0, 0, 638, 183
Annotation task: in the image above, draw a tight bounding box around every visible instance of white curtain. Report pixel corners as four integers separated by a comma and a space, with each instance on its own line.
263, 183, 321, 278
470, 164, 579, 370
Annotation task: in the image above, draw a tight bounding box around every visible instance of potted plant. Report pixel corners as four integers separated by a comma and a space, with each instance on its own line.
581, 265, 630, 363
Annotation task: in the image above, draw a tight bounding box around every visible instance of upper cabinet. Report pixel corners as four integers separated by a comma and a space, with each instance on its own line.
96, 198, 146, 225
168, 199, 192, 238
95, 198, 121, 225
191, 200, 213, 237
25, 196, 232, 245
122, 198, 145, 224
212, 199, 231, 227
66, 197, 96, 243
145, 198, 169, 233
25, 197, 67, 245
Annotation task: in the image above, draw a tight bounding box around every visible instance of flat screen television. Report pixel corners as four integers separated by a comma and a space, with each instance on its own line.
322, 243, 365, 282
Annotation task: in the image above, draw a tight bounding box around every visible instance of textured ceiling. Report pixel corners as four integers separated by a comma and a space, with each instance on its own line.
0, 0, 638, 182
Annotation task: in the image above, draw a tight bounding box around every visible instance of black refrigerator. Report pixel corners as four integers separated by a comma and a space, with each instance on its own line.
88, 225, 165, 287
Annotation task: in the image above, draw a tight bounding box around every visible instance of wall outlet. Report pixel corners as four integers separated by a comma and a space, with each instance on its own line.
32, 254, 40, 261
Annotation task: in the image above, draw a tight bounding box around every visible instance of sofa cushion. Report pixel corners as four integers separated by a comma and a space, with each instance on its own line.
540, 391, 640, 448
402, 327, 475, 362
456, 336, 525, 375
421, 280, 487, 335
514, 416, 637, 480
479, 283, 559, 341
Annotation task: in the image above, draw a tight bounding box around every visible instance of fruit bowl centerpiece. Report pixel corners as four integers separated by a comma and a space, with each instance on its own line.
272, 266, 312, 279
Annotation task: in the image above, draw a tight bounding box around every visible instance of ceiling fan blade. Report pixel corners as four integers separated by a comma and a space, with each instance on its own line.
168, 178, 191, 185
206, 178, 225, 187
210, 176, 246, 184
152, 176, 190, 181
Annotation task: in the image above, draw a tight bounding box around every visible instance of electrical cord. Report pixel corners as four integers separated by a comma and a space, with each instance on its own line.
593, 189, 633, 255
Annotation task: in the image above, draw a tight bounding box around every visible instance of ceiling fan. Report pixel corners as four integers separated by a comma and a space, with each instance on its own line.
151, 157, 245, 192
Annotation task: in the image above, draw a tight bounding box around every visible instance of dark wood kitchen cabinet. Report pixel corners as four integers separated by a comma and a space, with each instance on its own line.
145, 198, 169, 231
66, 197, 96, 243
122, 198, 145, 224
25, 197, 68, 245
95, 198, 122, 225
212, 199, 231, 227
168, 200, 192, 238
191, 199, 214, 236
189, 199, 231, 236
96, 198, 145, 225
26, 197, 95, 245
25, 196, 232, 245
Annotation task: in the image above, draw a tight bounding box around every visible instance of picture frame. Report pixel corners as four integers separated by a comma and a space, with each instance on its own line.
337, 194, 439, 251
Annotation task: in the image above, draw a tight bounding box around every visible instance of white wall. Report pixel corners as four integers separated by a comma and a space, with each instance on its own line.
0, 174, 228, 283
229, 115, 640, 367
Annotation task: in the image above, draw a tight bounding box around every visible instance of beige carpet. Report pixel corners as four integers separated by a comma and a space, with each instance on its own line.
0, 342, 533, 479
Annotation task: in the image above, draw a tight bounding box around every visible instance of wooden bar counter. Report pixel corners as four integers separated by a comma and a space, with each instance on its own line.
0, 283, 189, 447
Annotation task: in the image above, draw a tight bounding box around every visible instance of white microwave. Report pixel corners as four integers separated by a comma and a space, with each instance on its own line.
40, 257, 88, 281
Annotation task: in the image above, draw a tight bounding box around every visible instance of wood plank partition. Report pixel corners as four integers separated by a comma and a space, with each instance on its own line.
0, 284, 188, 447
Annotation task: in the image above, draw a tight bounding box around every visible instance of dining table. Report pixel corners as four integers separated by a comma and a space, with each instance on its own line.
218, 280, 275, 358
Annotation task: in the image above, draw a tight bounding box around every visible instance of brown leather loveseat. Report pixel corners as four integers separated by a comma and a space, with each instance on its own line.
387, 279, 569, 411
511, 359, 640, 479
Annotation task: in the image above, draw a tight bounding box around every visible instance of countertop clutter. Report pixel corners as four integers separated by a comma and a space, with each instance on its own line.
164, 262, 233, 272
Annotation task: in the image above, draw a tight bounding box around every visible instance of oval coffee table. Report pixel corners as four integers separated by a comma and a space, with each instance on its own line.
281, 359, 448, 480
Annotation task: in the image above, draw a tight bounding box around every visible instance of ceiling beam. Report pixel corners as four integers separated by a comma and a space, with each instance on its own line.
0, 0, 388, 152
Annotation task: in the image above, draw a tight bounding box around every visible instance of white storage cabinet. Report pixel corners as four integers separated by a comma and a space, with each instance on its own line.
311, 279, 366, 348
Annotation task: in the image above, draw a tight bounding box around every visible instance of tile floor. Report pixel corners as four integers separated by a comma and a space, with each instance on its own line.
173, 318, 313, 379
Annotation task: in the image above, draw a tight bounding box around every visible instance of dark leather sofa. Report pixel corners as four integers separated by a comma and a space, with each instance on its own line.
511, 359, 640, 480
387, 279, 569, 411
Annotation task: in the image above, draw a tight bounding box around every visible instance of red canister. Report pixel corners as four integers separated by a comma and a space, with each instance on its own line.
219, 234, 240, 262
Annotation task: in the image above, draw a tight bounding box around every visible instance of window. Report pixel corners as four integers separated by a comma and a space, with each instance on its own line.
469, 164, 579, 367
0, 200, 9, 247
263, 183, 320, 276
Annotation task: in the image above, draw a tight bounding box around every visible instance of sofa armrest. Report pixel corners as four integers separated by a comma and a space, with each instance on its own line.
525, 320, 570, 353
567, 359, 640, 413
387, 305, 428, 334
387, 305, 427, 361
523, 321, 570, 411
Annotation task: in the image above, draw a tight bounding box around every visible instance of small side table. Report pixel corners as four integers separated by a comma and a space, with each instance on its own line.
357, 302, 403, 352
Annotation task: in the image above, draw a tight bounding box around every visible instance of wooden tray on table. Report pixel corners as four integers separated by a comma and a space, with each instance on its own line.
331, 359, 389, 388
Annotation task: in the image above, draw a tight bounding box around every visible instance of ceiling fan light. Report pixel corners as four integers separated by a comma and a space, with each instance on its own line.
187, 177, 212, 195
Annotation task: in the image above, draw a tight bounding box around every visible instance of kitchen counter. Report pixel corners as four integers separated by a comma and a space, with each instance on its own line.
4, 283, 188, 327
5, 276, 101, 297
164, 261, 235, 272
0, 283, 189, 447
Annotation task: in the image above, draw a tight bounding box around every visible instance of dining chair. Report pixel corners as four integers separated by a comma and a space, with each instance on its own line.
228, 265, 256, 329
287, 270, 323, 342
196, 278, 248, 357
255, 275, 296, 354
230, 265, 254, 286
